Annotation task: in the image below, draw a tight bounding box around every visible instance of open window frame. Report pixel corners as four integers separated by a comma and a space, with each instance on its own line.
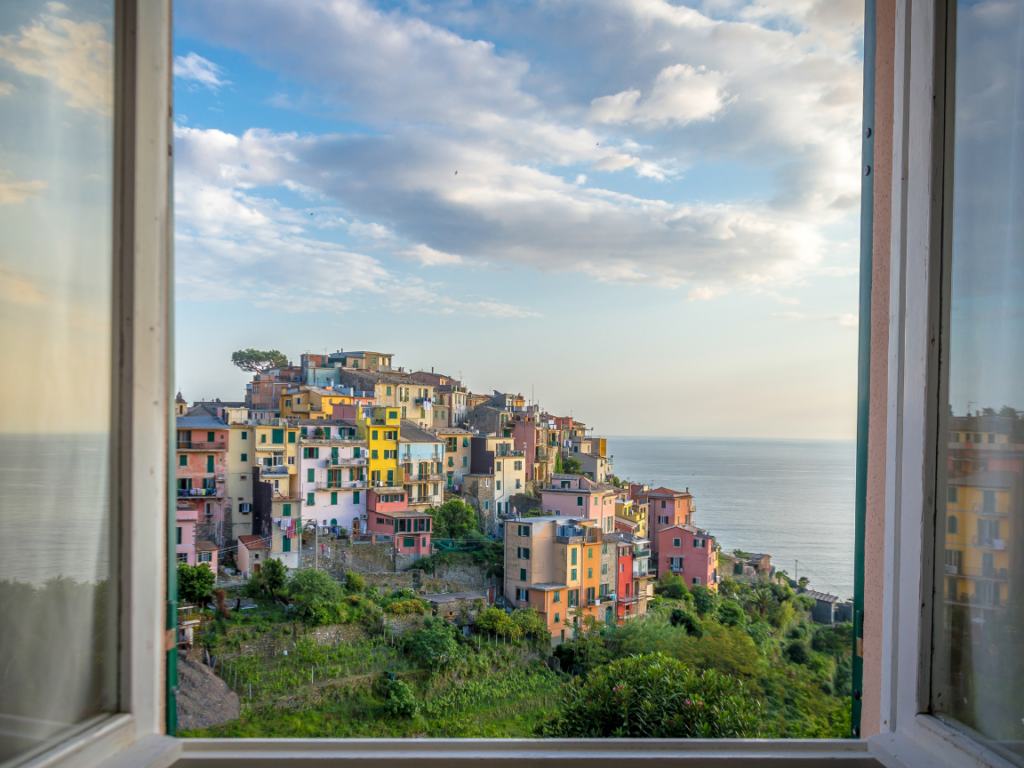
14, 0, 1020, 766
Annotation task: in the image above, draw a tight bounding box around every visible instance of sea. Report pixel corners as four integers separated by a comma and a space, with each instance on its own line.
610, 437, 856, 600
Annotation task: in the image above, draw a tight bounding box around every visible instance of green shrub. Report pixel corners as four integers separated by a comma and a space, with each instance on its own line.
716, 600, 747, 627
785, 640, 811, 665
690, 585, 719, 616
344, 572, 365, 594
656, 572, 688, 600
669, 609, 704, 638
541, 652, 764, 738
288, 568, 344, 626
374, 676, 419, 717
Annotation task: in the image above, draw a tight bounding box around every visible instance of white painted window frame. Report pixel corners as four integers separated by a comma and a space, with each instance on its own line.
867, 1, 1020, 766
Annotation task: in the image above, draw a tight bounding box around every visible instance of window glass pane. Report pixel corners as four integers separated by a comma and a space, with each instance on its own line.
0, 0, 116, 761
934, 1, 1024, 760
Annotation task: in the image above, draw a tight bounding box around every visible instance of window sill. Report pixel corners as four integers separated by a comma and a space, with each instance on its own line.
869, 715, 1021, 768
170, 738, 877, 767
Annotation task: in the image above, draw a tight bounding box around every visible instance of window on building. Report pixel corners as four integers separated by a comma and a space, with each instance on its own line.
576, 496, 583, 506
496, 480, 501, 491
692, 577, 701, 585
403, 537, 415, 548
353, 491, 360, 504
571, 548, 577, 565
947, 516, 958, 535
177, 553, 188, 564
588, 568, 592, 578
178, 454, 187, 467
517, 547, 530, 559
241, 453, 247, 462
283, 504, 292, 516
519, 568, 526, 581
242, 431, 248, 440
272, 429, 284, 444
673, 538, 681, 548
176, 527, 182, 545
198, 552, 211, 564
571, 569, 577, 581
206, 455, 214, 472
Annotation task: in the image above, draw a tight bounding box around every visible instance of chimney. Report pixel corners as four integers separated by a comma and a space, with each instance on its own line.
431, 367, 434, 374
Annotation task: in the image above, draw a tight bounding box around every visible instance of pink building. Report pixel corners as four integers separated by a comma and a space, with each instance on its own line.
175, 416, 230, 546
175, 507, 198, 565
539, 474, 617, 533
637, 486, 694, 562
365, 489, 433, 559
657, 524, 718, 590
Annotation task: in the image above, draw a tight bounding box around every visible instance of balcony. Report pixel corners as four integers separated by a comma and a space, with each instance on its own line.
404, 472, 443, 483
302, 438, 363, 446
177, 488, 222, 498
970, 536, 1006, 550
177, 441, 226, 451
635, 548, 651, 559
316, 479, 367, 491
328, 456, 368, 466
261, 465, 291, 476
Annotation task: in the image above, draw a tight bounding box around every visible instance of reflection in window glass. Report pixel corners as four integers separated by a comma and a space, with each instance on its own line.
934, 0, 1024, 761
0, 0, 115, 762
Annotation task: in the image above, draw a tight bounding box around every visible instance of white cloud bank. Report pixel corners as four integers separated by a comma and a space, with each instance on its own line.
173, 52, 231, 91
172, 0, 865, 303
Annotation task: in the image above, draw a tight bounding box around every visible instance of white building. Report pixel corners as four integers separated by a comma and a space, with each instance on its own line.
296, 420, 368, 534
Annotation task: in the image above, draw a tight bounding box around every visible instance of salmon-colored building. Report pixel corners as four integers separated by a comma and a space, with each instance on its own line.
365, 489, 432, 564
539, 474, 618, 534
636, 486, 694, 563
236, 534, 270, 577
176, 415, 230, 547
657, 524, 719, 590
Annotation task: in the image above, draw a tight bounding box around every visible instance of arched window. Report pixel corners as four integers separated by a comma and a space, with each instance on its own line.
947, 515, 958, 535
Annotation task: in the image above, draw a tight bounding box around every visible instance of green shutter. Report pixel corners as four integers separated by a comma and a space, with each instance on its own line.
176, 527, 182, 545
283, 503, 291, 516
207, 455, 214, 472
307, 493, 315, 506
283, 537, 291, 552
353, 491, 360, 504
178, 454, 187, 467
387, 469, 394, 485
208, 431, 214, 442
331, 492, 338, 505
288, 431, 296, 443
332, 447, 339, 458
307, 468, 315, 482
241, 453, 247, 462
272, 429, 284, 444
520, 568, 526, 581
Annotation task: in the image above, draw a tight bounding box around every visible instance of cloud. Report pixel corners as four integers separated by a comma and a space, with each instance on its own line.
0, 14, 112, 117
0, 171, 47, 204
398, 243, 463, 266
831, 312, 858, 328
173, 126, 536, 318
0, 82, 14, 97
347, 220, 394, 243
590, 64, 731, 126
172, 0, 864, 296
0, 270, 48, 306
771, 311, 806, 320
45, 2, 69, 13
173, 52, 230, 91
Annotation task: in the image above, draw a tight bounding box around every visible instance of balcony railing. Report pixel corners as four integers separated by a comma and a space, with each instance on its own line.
260, 465, 290, 476
635, 549, 651, 559
301, 438, 363, 446
315, 480, 367, 491
177, 488, 221, 498
328, 456, 368, 466
404, 472, 443, 483
958, 566, 1010, 581
970, 536, 1006, 550
177, 441, 226, 451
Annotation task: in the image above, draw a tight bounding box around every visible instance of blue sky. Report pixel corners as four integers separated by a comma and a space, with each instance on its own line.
171, 0, 866, 439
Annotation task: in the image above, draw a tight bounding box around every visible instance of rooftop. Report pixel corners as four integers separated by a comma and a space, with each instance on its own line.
422, 591, 487, 604
195, 541, 218, 552
803, 589, 839, 603
399, 420, 443, 443
176, 415, 229, 429
530, 582, 568, 591
237, 535, 270, 550
948, 470, 1016, 489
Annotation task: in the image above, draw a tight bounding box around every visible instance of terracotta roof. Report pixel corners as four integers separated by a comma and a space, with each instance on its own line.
195, 541, 218, 551
645, 486, 690, 497
237, 535, 270, 549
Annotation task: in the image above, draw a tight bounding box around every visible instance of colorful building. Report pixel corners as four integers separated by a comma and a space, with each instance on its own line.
504, 516, 614, 643
435, 426, 473, 490
364, 489, 433, 567
657, 524, 719, 589
614, 497, 647, 537
462, 434, 527, 534
606, 531, 652, 621
539, 474, 618, 534
637, 486, 694, 562
296, 419, 367, 532
399, 420, 444, 511
279, 386, 357, 420
175, 415, 229, 547
357, 406, 402, 489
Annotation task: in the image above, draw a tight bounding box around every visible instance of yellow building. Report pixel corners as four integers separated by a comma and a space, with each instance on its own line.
944, 470, 1016, 610
279, 386, 354, 420
357, 406, 402, 488
615, 498, 647, 537
251, 419, 301, 529
226, 422, 258, 544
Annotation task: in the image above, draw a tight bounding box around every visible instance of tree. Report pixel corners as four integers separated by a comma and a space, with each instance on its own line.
541, 652, 764, 738
1000, 405, 1019, 418
751, 587, 774, 618
669, 608, 704, 638
563, 455, 583, 474
429, 498, 479, 539
554, 453, 564, 474
403, 617, 465, 668
511, 607, 549, 638
716, 599, 747, 628
797, 576, 810, 589
656, 572, 689, 600
475, 606, 521, 639
230, 348, 289, 373
785, 639, 811, 665
178, 562, 215, 605
288, 568, 343, 625
261, 558, 288, 602
690, 585, 719, 616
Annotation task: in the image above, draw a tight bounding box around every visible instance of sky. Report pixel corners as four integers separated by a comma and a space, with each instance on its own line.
170, 0, 867, 439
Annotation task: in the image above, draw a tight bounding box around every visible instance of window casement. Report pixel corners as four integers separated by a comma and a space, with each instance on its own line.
21, 1, 1013, 766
